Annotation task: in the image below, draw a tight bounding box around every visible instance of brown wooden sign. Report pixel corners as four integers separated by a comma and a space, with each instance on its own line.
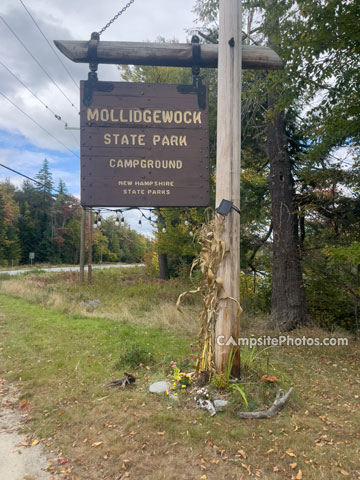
80, 81, 210, 207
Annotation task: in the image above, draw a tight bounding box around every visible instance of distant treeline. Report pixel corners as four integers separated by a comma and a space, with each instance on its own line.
0, 159, 151, 266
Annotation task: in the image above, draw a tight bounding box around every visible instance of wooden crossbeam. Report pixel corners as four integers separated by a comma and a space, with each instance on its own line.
54, 40, 283, 70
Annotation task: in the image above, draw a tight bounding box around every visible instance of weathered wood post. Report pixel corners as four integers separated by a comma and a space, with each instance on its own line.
214, 0, 242, 375
79, 206, 86, 283
88, 208, 93, 284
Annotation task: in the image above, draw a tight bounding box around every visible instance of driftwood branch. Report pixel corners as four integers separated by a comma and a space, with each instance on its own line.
237, 388, 293, 419
104, 372, 136, 389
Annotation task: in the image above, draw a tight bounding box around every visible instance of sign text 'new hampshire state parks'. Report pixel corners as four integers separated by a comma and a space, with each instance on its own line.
80, 82, 210, 207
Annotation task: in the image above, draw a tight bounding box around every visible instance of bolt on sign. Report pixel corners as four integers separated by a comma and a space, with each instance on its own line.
80, 81, 210, 207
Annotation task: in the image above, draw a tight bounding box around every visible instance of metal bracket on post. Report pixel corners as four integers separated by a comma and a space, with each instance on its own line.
177, 35, 206, 110
83, 32, 114, 107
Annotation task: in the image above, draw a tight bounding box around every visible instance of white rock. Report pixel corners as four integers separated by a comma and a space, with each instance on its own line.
149, 381, 170, 394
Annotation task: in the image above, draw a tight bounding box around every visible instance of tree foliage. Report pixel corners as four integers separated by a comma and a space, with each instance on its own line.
0, 160, 150, 266
192, 0, 359, 330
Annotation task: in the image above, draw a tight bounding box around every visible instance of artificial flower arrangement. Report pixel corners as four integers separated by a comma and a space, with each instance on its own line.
165, 360, 193, 396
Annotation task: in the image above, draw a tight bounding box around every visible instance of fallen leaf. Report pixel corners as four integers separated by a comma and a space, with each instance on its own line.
157, 432, 165, 436
286, 450, 296, 458
58, 458, 69, 465
340, 470, 350, 476
201, 476, 207, 480
19, 442, 30, 447
31, 439, 39, 446
20, 401, 29, 410
295, 469, 303, 479
91, 442, 103, 448
58, 410, 65, 416
265, 448, 274, 455
290, 462, 297, 469
261, 375, 279, 383
273, 466, 280, 472
237, 449, 247, 459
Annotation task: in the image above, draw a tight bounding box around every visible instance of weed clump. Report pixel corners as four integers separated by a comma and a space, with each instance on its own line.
116, 345, 155, 369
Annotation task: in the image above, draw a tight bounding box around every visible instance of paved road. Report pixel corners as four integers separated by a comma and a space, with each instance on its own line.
0, 264, 143, 276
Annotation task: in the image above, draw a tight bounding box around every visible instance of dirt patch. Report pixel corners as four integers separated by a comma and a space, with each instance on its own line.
0, 379, 54, 480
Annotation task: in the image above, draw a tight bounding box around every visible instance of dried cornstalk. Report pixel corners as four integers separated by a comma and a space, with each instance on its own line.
177, 212, 242, 375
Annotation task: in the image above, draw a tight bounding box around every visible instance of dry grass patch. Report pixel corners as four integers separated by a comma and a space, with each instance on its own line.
0, 271, 359, 479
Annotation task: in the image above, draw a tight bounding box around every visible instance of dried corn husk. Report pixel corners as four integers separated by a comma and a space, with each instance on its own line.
176, 211, 242, 375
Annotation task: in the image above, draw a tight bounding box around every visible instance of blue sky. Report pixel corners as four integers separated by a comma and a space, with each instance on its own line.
0, 0, 199, 236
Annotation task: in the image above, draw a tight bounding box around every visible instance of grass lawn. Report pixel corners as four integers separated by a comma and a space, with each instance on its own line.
0, 269, 359, 479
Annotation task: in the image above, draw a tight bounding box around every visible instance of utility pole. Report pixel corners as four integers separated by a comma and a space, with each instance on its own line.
88, 209, 93, 284
214, 0, 242, 375
79, 206, 86, 283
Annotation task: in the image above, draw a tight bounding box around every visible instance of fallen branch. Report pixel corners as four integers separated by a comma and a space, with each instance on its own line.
104, 373, 136, 389
237, 388, 293, 419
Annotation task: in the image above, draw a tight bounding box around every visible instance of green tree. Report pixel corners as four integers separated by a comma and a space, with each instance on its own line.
0, 181, 21, 266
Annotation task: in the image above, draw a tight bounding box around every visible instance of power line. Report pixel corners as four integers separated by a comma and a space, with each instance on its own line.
0, 163, 80, 205
19, 0, 79, 91
1, 60, 70, 125
0, 89, 79, 159
0, 162, 74, 198
0, 162, 45, 188
0, 60, 79, 145
0, 15, 79, 114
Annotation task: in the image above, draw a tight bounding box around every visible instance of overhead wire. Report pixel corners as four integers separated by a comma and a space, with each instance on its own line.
0, 60, 79, 145
0, 162, 77, 200
0, 15, 79, 114
18, 0, 80, 91
0, 60, 79, 143
0, 89, 79, 159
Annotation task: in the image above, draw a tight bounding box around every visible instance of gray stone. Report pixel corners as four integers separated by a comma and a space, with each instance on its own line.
168, 394, 179, 402
149, 381, 170, 394
81, 299, 101, 311
214, 400, 229, 411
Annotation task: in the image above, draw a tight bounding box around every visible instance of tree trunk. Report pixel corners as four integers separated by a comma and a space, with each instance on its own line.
158, 253, 169, 280
267, 99, 308, 330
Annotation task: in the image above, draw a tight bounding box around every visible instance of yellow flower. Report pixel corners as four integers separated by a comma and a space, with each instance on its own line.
165, 390, 169, 396
176, 376, 181, 382
173, 382, 177, 387
173, 393, 178, 396
181, 385, 186, 389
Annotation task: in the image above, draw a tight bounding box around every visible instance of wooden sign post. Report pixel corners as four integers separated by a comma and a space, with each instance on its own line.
56, 6, 281, 370
214, 0, 242, 375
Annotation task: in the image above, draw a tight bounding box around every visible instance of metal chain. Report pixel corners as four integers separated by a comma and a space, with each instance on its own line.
98, 0, 135, 36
